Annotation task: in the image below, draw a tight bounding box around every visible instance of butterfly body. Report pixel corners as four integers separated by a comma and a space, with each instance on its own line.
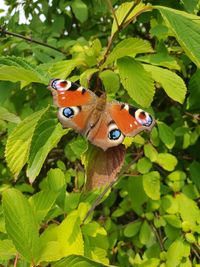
48, 79, 155, 151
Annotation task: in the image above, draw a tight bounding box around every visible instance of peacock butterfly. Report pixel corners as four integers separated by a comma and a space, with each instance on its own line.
48, 79, 155, 151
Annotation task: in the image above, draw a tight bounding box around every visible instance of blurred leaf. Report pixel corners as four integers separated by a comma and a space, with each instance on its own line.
187, 70, 200, 112
118, 57, 155, 107
181, 0, 198, 13
5, 107, 49, 179
0, 107, 21, 123
26, 109, 68, 182
156, 153, 177, 171
102, 38, 153, 68
46, 168, 66, 192
143, 64, 186, 103
143, 171, 160, 200
71, 0, 88, 23
157, 121, 175, 149
139, 221, 152, 245
137, 157, 152, 174
99, 70, 120, 94
157, 6, 200, 68
82, 144, 125, 190
3, 189, 40, 263
189, 161, 200, 190
124, 221, 142, 238
164, 214, 182, 228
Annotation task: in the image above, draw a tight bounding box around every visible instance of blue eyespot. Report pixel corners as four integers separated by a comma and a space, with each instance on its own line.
63, 107, 74, 118
109, 129, 121, 140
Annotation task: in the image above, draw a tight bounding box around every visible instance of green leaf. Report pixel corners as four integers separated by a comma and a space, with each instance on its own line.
53, 255, 109, 267
46, 168, 66, 192
102, 38, 153, 68
2, 189, 40, 263
71, 0, 88, 23
29, 190, 58, 224
143, 171, 160, 200
166, 238, 190, 267
111, 2, 150, 35
144, 143, 158, 162
48, 59, 80, 79
137, 157, 152, 174
0, 239, 17, 260
187, 70, 200, 112
99, 70, 120, 94
161, 195, 179, 214
26, 109, 68, 182
143, 64, 186, 103
118, 57, 155, 107
139, 221, 152, 245
164, 214, 182, 228
124, 221, 142, 237
0, 107, 21, 124
157, 121, 176, 149
5, 107, 49, 179
156, 153, 177, 171
189, 161, 200, 190
181, 0, 198, 13
157, 6, 200, 68
57, 210, 84, 257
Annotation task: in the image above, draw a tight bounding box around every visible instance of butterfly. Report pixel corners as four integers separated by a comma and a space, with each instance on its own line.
48, 79, 155, 151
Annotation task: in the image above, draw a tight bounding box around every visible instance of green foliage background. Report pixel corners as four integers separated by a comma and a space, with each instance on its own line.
0, 0, 200, 266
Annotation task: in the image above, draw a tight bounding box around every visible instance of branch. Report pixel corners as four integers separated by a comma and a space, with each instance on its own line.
106, 0, 119, 29
0, 27, 67, 55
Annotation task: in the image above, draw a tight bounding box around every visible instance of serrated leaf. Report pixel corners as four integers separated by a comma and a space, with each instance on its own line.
71, 0, 88, 23
57, 210, 84, 257
0, 107, 21, 123
156, 153, 177, 171
5, 107, 49, 179
48, 59, 80, 79
143, 171, 160, 200
111, 2, 150, 35
82, 144, 125, 190
26, 109, 68, 182
118, 57, 155, 107
53, 255, 109, 267
157, 6, 200, 68
102, 38, 153, 68
29, 190, 58, 224
2, 189, 40, 263
157, 121, 175, 149
0, 239, 17, 260
143, 64, 186, 103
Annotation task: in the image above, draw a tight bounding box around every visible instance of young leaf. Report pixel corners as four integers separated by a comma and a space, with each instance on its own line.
26, 109, 68, 182
157, 121, 176, 149
57, 210, 84, 257
156, 153, 177, 171
143, 64, 186, 103
118, 57, 155, 107
2, 189, 40, 263
101, 38, 153, 68
82, 144, 125, 190
5, 107, 49, 179
143, 171, 160, 200
157, 6, 200, 68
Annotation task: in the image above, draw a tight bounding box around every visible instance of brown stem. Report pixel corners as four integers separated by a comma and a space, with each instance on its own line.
149, 221, 164, 251
0, 27, 67, 55
14, 254, 19, 267
106, 0, 119, 29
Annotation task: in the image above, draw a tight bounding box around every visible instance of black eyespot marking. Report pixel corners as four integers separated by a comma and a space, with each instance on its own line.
108, 129, 121, 140
82, 88, 86, 94
120, 104, 125, 110
129, 106, 137, 117
51, 79, 60, 89
68, 82, 79, 91
63, 107, 74, 118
